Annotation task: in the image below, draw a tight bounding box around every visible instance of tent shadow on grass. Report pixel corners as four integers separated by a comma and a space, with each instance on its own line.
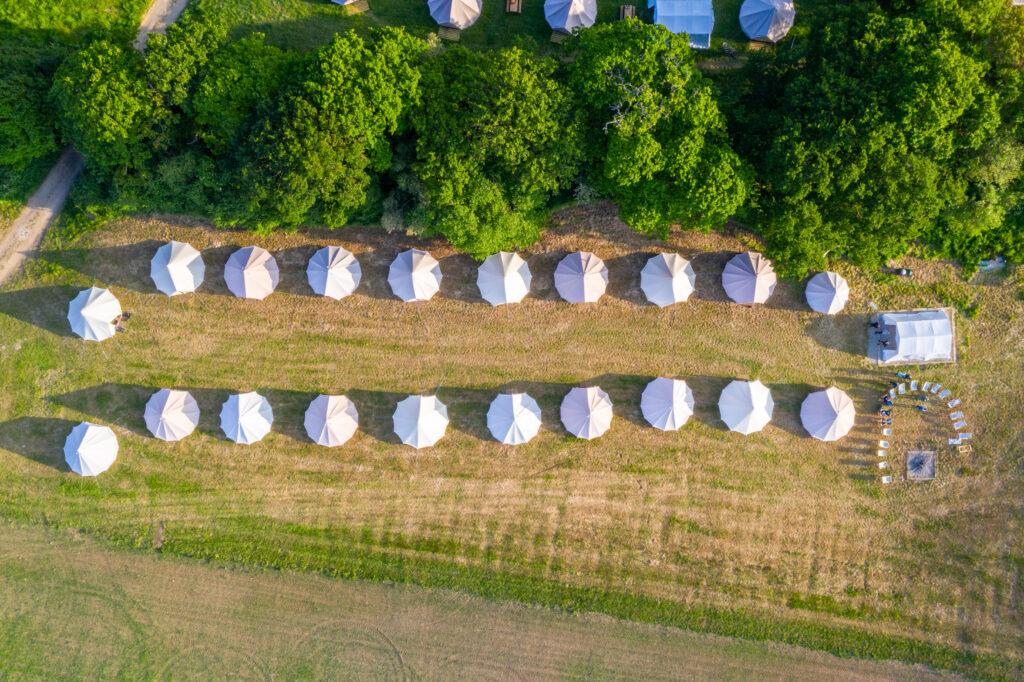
806, 314, 871, 357
604, 252, 653, 306
272, 245, 320, 297
36, 241, 163, 293
0, 285, 80, 338
0, 416, 78, 471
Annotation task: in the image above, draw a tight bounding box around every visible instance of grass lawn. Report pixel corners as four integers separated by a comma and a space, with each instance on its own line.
0, 204, 1021, 677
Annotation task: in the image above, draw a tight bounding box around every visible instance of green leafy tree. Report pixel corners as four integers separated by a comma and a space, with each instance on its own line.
51, 40, 155, 171
568, 19, 748, 239
236, 28, 427, 229
410, 46, 581, 256
0, 49, 59, 167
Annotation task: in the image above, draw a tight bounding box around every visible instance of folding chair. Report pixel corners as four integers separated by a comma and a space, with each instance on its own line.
952, 421, 967, 430
878, 440, 890, 449
881, 475, 893, 485
922, 382, 932, 392
930, 383, 942, 394
878, 461, 889, 469
910, 380, 919, 391
881, 428, 893, 437
877, 449, 888, 457
898, 383, 907, 394
888, 389, 897, 399
948, 437, 961, 446
958, 444, 973, 454
949, 411, 964, 420
948, 398, 961, 408
959, 432, 973, 440
938, 389, 951, 399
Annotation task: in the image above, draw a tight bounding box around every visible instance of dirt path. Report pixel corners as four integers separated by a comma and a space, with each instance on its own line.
0, 0, 190, 288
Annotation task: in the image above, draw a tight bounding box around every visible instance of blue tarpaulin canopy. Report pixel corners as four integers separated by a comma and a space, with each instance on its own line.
650, 0, 714, 48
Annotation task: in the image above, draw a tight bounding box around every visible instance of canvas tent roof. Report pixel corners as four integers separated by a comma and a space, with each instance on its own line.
718, 379, 773, 435
800, 387, 855, 442
641, 377, 694, 431
879, 310, 954, 364
144, 389, 200, 442
545, 0, 597, 33
805, 271, 849, 315
304, 394, 359, 447
67, 287, 122, 342
151, 241, 205, 296
393, 395, 449, 449
477, 252, 532, 306
224, 246, 279, 300
64, 422, 118, 476
307, 246, 361, 300
641, 253, 696, 307
220, 392, 274, 444
739, 0, 794, 42
554, 251, 608, 304
388, 249, 442, 302
722, 251, 776, 305
428, 0, 482, 29
487, 393, 543, 445
560, 386, 613, 439
651, 0, 714, 48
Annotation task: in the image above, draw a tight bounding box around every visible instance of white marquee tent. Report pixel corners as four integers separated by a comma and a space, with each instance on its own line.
554, 251, 608, 304
144, 389, 200, 442
487, 393, 542, 445
739, 0, 795, 42
388, 249, 442, 302
307, 246, 361, 300
220, 392, 274, 444
640, 377, 694, 431
805, 271, 849, 315
393, 395, 449, 449
651, 0, 714, 48
545, 0, 596, 33
477, 252, 532, 306
150, 241, 205, 296
640, 253, 696, 307
722, 251, 776, 305
560, 386, 613, 439
428, 0, 482, 28
64, 422, 118, 476
224, 246, 279, 300
304, 394, 359, 447
878, 309, 954, 364
718, 379, 774, 435
67, 287, 122, 342
800, 387, 855, 441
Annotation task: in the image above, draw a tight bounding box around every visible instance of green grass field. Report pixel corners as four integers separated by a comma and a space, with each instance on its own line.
0, 206, 1021, 677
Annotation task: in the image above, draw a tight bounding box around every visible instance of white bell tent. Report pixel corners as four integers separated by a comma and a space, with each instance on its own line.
800, 387, 855, 442
722, 251, 776, 305
150, 241, 205, 296
640, 253, 696, 307
307, 246, 362, 300
718, 379, 774, 435
477, 252, 532, 306
67, 287, 122, 342
428, 0, 483, 29
545, 0, 597, 33
805, 271, 849, 315
640, 377, 694, 431
304, 394, 359, 447
388, 249, 443, 302
560, 386, 613, 439
393, 395, 449, 449
64, 422, 118, 476
220, 392, 274, 444
224, 246, 280, 300
487, 393, 543, 445
144, 389, 200, 442
554, 251, 608, 304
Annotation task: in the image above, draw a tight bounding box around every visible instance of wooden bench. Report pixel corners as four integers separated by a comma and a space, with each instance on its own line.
618, 4, 636, 19
438, 26, 462, 41
506, 0, 522, 13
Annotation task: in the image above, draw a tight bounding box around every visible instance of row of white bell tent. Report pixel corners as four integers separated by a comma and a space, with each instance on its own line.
148, 241, 850, 310
62, 384, 855, 476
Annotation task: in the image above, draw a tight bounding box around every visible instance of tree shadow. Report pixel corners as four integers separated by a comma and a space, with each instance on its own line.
0, 285, 79, 337
36, 241, 162, 293
0, 416, 78, 471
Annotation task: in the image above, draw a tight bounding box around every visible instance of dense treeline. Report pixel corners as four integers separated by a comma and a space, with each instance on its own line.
4, 0, 1024, 275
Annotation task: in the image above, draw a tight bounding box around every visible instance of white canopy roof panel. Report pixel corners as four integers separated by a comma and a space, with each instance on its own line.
800, 387, 855, 441
220, 392, 274, 444
641, 253, 696, 307
67, 287, 122, 342
560, 386, 613, 439
224, 246, 279, 300
151, 241, 205, 296
652, 0, 714, 48
64, 422, 118, 476
307, 246, 361, 300
722, 251, 776, 305
640, 377, 694, 431
393, 395, 449, 449
477, 252, 532, 306
718, 379, 773, 435
487, 393, 543, 445
805, 271, 849, 315
304, 394, 359, 447
144, 389, 200, 442
388, 249, 442, 302
879, 310, 954, 364
555, 251, 608, 304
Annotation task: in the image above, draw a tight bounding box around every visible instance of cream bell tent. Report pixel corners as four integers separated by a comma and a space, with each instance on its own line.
722, 251, 776, 305
144, 389, 200, 442
477, 252, 532, 306
220, 392, 274, 444
487, 393, 543, 445
393, 395, 449, 449
718, 379, 774, 435
307, 246, 361, 300
150, 241, 205, 296
224, 246, 279, 300
800, 387, 855, 442
67, 287, 122, 342
428, 0, 483, 29
554, 251, 608, 304
560, 386, 613, 439
304, 394, 359, 447
641, 253, 696, 307
64, 422, 118, 476
739, 0, 794, 42
545, 0, 597, 33
640, 377, 694, 431
878, 310, 954, 364
388, 249, 442, 302
805, 271, 849, 315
